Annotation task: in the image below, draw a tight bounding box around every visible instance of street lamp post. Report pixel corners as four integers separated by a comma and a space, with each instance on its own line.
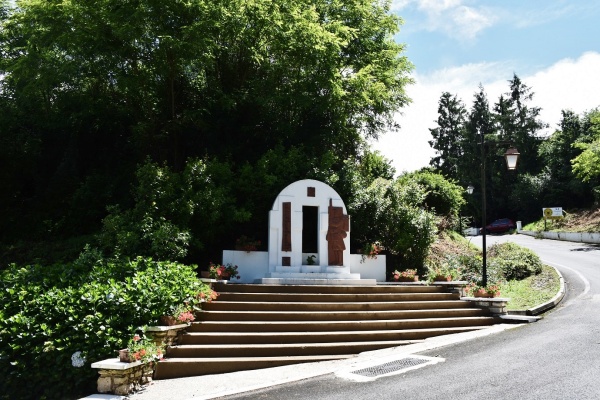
473, 133, 520, 288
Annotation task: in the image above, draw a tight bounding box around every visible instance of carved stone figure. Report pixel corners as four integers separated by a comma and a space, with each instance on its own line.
326, 199, 349, 265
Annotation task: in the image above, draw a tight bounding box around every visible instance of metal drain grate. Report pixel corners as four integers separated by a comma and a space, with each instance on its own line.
351, 357, 430, 377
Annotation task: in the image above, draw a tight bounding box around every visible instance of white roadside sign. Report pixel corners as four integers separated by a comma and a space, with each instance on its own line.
543, 207, 563, 219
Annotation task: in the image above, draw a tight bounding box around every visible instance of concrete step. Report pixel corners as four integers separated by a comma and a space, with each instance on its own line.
213, 283, 445, 294
154, 355, 355, 380
215, 292, 459, 303
186, 316, 497, 333
178, 325, 495, 345
154, 283, 496, 380
203, 300, 474, 312
198, 308, 488, 321
166, 340, 424, 358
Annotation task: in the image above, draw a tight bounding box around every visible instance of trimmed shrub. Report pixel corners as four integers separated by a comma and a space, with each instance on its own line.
487, 242, 543, 280
0, 255, 209, 400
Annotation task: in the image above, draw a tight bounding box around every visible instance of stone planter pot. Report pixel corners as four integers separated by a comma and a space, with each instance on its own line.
472, 289, 497, 298
118, 349, 130, 363
159, 315, 178, 326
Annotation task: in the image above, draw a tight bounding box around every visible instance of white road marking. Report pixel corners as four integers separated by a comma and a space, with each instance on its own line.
541, 259, 591, 299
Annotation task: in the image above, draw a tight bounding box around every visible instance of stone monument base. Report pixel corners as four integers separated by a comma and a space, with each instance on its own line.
257, 276, 376, 285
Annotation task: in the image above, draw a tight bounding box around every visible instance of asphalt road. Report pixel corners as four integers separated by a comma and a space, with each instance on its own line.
221, 234, 600, 400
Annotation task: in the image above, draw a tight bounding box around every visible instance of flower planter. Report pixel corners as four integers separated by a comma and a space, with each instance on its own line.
433, 275, 452, 282
159, 315, 178, 326
394, 276, 419, 282
472, 289, 499, 298
118, 349, 131, 363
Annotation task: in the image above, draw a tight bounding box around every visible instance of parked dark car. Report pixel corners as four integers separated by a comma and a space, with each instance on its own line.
480, 218, 516, 234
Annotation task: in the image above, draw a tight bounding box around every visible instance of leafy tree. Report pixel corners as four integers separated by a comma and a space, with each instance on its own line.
572, 109, 600, 184
572, 140, 600, 182
0, 0, 413, 259
397, 169, 465, 221
348, 175, 437, 273
509, 171, 551, 222
99, 158, 247, 262
538, 110, 595, 207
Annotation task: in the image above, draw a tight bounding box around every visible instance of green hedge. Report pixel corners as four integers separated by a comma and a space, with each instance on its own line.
0, 254, 208, 399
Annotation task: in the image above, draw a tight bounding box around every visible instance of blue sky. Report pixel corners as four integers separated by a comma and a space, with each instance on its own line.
373, 0, 600, 173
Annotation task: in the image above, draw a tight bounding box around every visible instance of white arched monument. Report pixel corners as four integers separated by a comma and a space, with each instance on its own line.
222, 179, 385, 284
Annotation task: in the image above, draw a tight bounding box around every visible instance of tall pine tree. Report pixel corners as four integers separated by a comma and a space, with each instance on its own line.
428, 92, 467, 180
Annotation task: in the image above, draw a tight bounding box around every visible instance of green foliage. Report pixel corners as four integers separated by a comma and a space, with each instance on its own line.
428, 235, 542, 287
99, 157, 247, 261
427, 77, 572, 225
357, 150, 396, 182
398, 169, 466, 218
349, 177, 438, 270
0, 255, 208, 400
535, 109, 597, 209
509, 172, 550, 222
0, 0, 413, 249
572, 140, 600, 183
487, 242, 543, 280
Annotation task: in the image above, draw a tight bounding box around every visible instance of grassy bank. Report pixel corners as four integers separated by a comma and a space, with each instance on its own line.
500, 264, 561, 310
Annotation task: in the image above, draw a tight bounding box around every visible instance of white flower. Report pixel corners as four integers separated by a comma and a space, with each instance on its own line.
71, 351, 86, 368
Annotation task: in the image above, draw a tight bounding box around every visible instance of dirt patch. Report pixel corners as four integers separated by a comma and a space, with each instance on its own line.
426, 232, 478, 266
551, 208, 600, 232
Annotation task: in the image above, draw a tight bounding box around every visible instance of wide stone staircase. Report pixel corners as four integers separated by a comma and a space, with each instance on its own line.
154, 283, 501, 379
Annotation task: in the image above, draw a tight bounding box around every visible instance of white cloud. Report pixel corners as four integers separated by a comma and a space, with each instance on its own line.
528, 52, 600, 130
510, 3, 600, 29
372, 51, 600, 174
391, 0, 414, 11
449, 6, 495, 40
392, 0, 497, 41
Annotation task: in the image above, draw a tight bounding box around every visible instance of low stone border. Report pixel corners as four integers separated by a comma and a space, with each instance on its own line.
90, 359, 154, 396
91, 324, 189, 395
462, 297, 510, 315
145, 323, 189, 347
431, 281, 468, 297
